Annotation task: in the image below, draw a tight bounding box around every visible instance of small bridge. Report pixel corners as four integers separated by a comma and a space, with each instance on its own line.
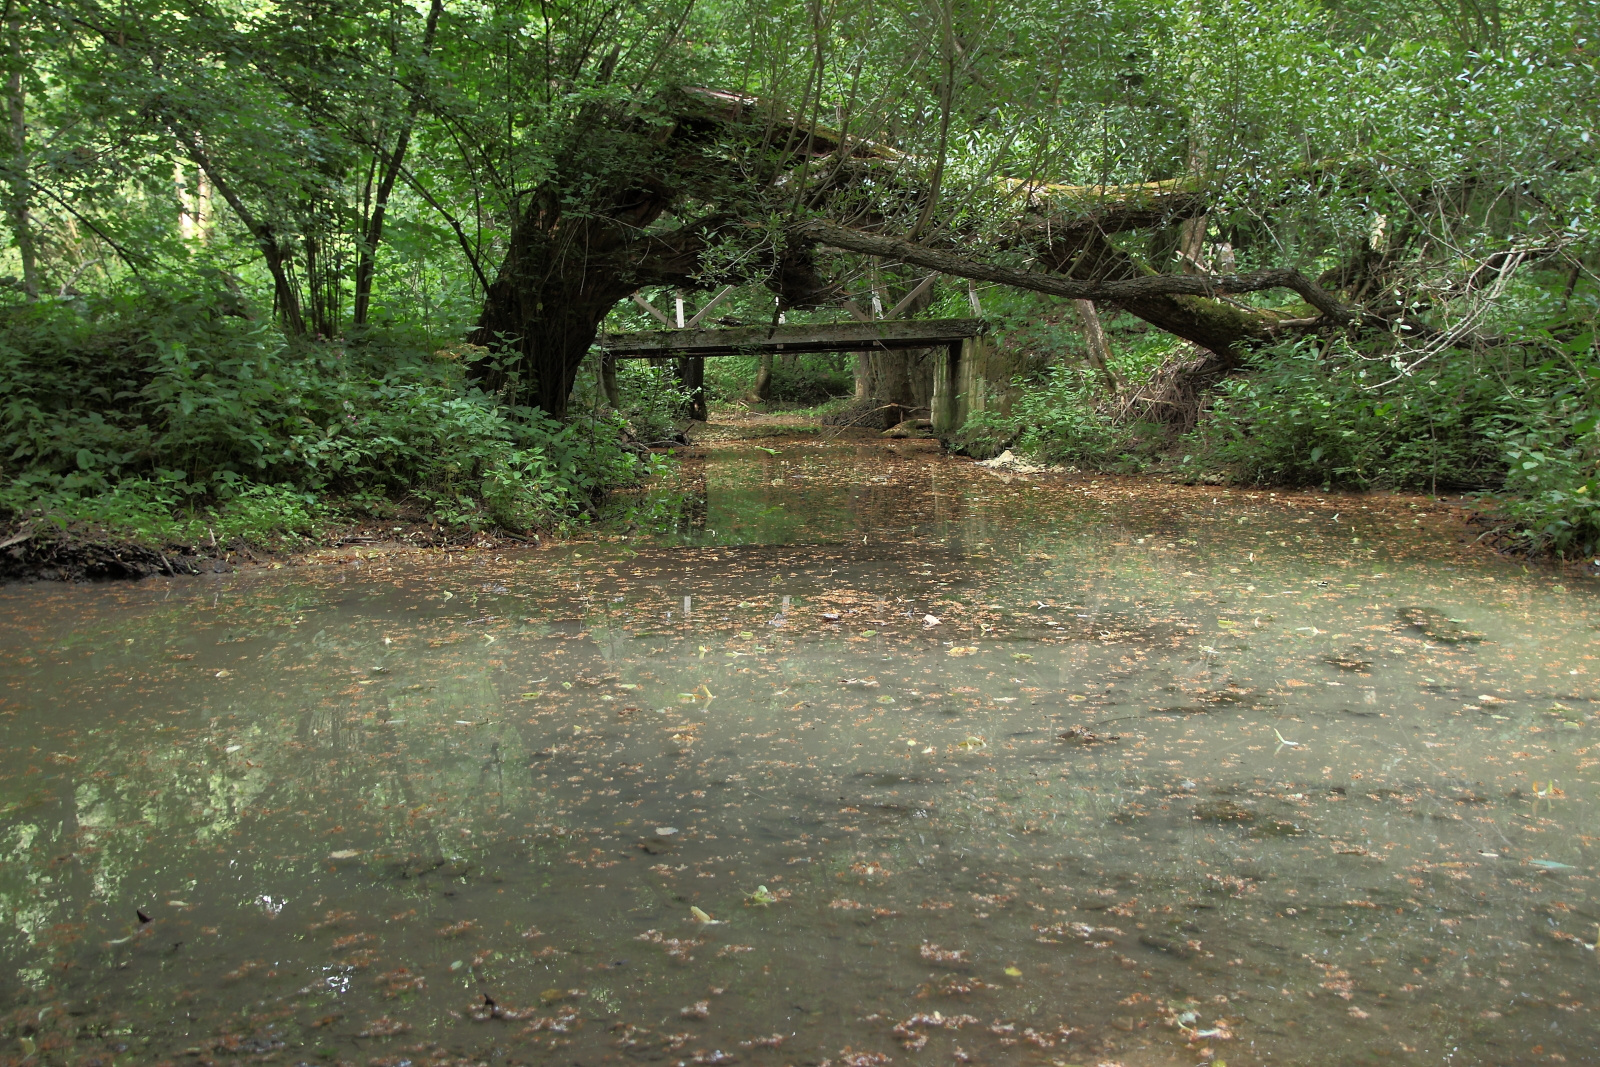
595, 318, 1009, 434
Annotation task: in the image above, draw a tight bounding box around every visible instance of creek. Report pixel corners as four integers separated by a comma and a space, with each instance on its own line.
1, 435, 1596, 1066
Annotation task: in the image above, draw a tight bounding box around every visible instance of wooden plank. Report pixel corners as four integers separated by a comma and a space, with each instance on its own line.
631, 292, 673, 326
597, 318, 985, 358
684, 285, 737, 328
885, 273, 939, 319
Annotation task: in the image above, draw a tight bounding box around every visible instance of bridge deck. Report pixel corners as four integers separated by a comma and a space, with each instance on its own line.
596, 318, 985, 358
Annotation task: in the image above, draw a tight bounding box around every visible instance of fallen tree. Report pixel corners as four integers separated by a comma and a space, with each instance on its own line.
460, 88, 1385, 416
458, 76, 1574, 419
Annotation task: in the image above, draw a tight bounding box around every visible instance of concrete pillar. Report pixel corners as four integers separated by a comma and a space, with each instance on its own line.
931, 341, 962, 435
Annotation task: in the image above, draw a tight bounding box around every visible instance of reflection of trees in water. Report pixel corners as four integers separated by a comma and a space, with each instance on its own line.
0, 602, 552, 999
840, 455, 972, 541
665, 457, 709, 539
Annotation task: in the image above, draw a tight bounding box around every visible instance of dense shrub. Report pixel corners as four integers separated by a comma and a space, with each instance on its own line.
995, 364, 1165, 470
0, 288, 648, 539
1195, 334, 1599, 555
980, 305, 1599, 557
1197, 338, 1509, 492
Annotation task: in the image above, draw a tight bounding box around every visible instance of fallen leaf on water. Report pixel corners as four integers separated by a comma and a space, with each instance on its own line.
329, 850, 362, 860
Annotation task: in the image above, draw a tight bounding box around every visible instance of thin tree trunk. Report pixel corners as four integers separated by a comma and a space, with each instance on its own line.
174, 162, 196, 239
1073, 298, 1119, 394
4, 4, 37, 300
174, 129, 305, 336
748, 351, 773, 403
353, 0, 443, 328
600, 352, 619, 406
196, 167, 214, 241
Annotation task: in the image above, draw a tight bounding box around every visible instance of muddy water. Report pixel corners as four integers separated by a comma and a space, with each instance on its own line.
2, 438, 1597, 1067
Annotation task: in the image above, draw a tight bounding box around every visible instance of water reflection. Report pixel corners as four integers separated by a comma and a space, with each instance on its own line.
1, 439, 1596, 1066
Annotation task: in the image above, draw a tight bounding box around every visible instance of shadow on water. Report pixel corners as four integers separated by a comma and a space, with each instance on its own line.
1, 435, 1597, 1066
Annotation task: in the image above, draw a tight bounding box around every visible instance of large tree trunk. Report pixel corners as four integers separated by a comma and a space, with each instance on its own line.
470, 277, 625, 417
799, 219, 1361, 367
678, 355, 706, 420
468, 208, 655, 416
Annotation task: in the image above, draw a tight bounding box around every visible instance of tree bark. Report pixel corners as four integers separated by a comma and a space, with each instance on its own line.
678, 355, 706, 420
749, 351, 773, 402
467, 211, 648, 416
796, 218, 1366, 363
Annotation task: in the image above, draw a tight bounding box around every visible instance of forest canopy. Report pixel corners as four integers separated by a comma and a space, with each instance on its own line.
1, 0, 1597, 556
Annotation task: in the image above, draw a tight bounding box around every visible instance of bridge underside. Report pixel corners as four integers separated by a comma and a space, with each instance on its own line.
595, 318, 1012, 435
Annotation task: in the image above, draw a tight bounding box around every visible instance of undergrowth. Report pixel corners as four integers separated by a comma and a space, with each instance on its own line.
0, 288, 652, 546
704, 353, 854, 406
973, 304, 1600, 558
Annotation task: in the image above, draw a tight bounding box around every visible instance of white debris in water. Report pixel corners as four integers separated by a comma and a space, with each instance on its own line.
974, 449, 1062, 474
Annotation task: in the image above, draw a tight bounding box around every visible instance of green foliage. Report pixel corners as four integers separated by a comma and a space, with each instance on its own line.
1191, 331, 1600, 556
3, 0, 1599, 562
953, 296, 1190, 467
614, 361, 693, 440
0, 287, 647, 539
975, 363, 1164, 470
704, 353, 853, 407
12, 480, 335, 549
1196, 337, 1509, 491
1482, 321, 1600, 557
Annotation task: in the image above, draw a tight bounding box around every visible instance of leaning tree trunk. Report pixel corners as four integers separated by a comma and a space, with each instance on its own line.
467, 219, 639, 418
